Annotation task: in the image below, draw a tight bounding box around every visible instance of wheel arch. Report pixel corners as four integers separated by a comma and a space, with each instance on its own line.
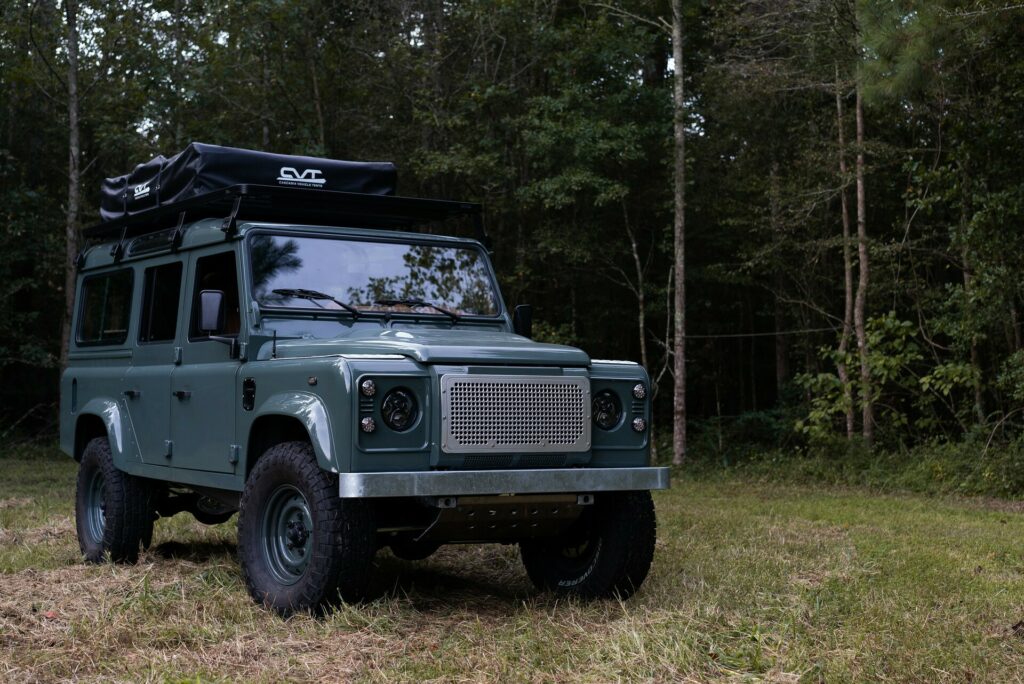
74, 413, 107, 462
74, 398, 129, 464
246, 392, 339, 478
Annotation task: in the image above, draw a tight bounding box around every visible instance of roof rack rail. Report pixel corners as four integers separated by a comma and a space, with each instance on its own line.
82, 184, 485, 243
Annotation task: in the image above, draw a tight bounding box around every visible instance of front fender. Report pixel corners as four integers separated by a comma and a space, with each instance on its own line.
78, 397, 131, 464
252, 392, 337, 473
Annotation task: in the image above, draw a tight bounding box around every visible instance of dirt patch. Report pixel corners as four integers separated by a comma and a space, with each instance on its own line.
0, 516, 75, 546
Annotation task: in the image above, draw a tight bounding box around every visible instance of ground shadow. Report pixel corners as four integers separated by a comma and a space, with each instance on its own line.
367, 550, 535, 606
144, 538, 538, 610
149, 540, 238, 563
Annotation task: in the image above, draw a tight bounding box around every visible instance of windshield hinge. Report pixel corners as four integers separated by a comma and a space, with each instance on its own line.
109, 225, 129, 262
221, 195, 242, 238
171, 211, 187, 250
473, 213, 493, 255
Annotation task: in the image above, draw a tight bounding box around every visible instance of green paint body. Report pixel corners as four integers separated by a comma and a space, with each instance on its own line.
59, 219, 650, 493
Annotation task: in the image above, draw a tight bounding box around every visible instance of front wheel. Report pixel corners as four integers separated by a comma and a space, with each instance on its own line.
520, 490, 656, 600
237, 442, 376, 615
75, 437, 153, 563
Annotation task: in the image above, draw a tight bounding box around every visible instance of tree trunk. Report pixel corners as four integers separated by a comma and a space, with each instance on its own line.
1011, 303, 1022, 352
671, 0, 687, 466
306, 8, 326, 154
172, 0, 185, 147
853, 86, 873, 445
623, 202, 648, 371
769, 162, 789, 399
60, 0, 82, 369
261, 54, 271, 148
835, 65, 856, 439
961, 247, 986, 425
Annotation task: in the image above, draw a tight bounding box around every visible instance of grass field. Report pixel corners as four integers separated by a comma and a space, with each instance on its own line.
3, 446, 1024, 682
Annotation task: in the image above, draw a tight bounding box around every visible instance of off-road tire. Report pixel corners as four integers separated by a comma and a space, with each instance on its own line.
75, 437, 153, 563
520, 490, 656, 600
237, 441, 376, 616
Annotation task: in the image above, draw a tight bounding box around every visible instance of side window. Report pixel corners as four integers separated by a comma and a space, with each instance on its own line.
139, 262, 183, 343
190, 251, 241, 338
77, 270, 133, 345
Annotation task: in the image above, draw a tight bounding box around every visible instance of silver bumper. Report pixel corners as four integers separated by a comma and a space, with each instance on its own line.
337, 466, 670, 498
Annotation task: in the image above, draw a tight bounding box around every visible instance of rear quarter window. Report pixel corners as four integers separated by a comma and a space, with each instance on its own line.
77, 269, 133, 346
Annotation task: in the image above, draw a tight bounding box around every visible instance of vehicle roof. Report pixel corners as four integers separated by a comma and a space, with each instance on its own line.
77, 218, 489, 272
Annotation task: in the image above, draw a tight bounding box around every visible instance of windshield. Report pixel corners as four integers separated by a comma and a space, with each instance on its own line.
249, 234, 501, 317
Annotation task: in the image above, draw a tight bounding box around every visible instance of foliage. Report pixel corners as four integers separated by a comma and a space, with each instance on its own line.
3, 0, 1024, 453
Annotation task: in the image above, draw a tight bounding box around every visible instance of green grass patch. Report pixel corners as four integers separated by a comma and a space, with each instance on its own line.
682, 439, 1024, 499
2, 444, 1024, 680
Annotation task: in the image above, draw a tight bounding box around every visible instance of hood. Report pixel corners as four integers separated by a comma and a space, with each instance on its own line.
267, 328, 591, 366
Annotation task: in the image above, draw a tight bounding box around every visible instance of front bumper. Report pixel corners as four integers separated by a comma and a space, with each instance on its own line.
337, 466, 670, 498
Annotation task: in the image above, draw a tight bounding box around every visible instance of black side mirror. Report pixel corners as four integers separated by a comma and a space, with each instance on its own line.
513, 304, 533, 339
199, 290, 225, 334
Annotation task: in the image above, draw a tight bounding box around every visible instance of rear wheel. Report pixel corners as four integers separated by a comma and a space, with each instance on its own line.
75, 437, 153, 563
520, 491, 656, 600
237, 441, 376, 615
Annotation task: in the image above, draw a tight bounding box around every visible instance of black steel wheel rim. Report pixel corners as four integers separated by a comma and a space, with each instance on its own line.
261, 484, 314, 586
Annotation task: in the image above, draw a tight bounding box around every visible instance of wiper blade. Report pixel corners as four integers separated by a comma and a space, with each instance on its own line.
272, 288, 360, 318
373, 298, 460, 323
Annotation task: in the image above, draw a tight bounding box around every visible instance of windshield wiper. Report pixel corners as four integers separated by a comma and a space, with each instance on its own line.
272, 288, 360, 318
373, 298, 460, 323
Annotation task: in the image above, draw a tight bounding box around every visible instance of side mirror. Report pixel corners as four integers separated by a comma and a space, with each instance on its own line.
199, 290, 225, 334
513, 304, 533, 339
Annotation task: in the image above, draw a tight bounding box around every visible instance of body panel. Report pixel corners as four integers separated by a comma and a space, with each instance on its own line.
63, 216, 656, 500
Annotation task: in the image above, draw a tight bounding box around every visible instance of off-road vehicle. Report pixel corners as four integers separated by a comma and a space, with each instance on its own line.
59, 143, 669, 614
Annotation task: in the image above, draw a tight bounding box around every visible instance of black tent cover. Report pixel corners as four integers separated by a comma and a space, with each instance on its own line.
99, 142, 397, 222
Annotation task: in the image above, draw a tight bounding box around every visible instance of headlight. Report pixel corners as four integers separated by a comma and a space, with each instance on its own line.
381, 388, 418, 432
592, 389, 622, 430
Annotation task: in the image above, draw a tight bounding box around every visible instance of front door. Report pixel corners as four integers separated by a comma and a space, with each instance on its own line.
169, 249, 243, 474
124, 259, 184, 465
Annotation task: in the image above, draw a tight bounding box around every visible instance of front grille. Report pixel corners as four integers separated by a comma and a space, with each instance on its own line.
440, 375, 591, 454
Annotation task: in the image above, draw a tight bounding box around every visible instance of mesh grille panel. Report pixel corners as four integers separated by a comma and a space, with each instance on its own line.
441, 375, 590, 454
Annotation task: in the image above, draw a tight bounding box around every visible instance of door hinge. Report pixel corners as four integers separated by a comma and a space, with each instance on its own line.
173, 347, 182, 365
164, 440, 173, 459
229, 444, 240, 465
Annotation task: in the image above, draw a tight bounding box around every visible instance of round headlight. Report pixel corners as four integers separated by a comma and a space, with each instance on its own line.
382, 388, 418, 432
592, 390, 622, 430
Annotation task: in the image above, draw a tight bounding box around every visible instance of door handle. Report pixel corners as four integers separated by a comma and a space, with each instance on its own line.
123, 389, 141, 399
172, 390, 192, 400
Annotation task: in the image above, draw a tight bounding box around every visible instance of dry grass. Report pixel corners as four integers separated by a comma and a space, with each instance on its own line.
3, 446, 1024, 682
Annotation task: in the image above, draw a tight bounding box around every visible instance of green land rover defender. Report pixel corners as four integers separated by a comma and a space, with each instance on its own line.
60, 144, 669, 614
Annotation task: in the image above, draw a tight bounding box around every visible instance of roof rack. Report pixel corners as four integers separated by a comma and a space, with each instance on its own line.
82, 184, 485, 243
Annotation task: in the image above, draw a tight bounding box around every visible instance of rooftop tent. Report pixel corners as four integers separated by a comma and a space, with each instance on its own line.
99, 143, 397, 223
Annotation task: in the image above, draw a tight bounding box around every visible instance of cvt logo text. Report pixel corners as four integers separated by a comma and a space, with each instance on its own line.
133, 181, 151, 199
277, 167, 326, 187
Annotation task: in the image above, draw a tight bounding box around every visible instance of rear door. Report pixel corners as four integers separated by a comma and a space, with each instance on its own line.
169, 249, 243, 473
123, 259, 184, 465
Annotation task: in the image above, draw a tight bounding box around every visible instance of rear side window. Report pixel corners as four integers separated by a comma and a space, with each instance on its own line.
77, 270, 133, 345
139, 262, 183, 343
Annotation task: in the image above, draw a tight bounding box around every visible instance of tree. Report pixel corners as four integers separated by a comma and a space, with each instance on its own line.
670, 0, 687, 465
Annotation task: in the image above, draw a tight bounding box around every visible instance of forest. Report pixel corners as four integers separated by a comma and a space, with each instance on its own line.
2, 0, 1023, 477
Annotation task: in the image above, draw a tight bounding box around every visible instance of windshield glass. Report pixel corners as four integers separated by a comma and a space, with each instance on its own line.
249, 234, 501, 317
